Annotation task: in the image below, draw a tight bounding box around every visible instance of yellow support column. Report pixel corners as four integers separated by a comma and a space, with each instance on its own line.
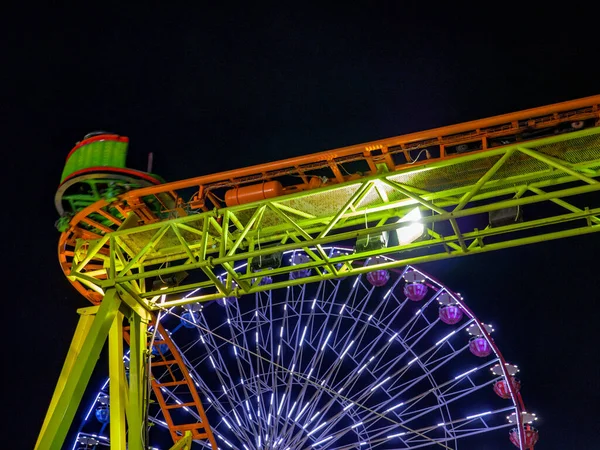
128, 310, 150, 450
109, 312, 127, 449
35, 305, 97, 449
35, 289, 122, 450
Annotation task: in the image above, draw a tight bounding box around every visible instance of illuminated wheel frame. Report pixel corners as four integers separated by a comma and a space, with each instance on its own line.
74, 248, 535, 449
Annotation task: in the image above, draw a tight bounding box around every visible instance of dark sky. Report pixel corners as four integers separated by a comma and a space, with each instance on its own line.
4, 4, 599, 449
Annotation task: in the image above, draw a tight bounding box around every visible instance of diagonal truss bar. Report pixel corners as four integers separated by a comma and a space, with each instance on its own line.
267, 203, 333, 275
226, 205, 266, 256
118, 225, 170, 276
517, 146, 598, 185
454, 148, 516, 212
528, 186, 600, 224
171, 224, 197, 264
380, 179, 445, 215
317, 180, 375, 238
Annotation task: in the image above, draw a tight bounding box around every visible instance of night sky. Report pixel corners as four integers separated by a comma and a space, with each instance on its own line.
5, 5, 599, 449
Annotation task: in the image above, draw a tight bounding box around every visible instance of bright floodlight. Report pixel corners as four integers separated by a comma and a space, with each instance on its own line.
395, 207, 424, 245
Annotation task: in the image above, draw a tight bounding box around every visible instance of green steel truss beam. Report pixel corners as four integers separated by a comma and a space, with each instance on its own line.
65, 128, 600, 310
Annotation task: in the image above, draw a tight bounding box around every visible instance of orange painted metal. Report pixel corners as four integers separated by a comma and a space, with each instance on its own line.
123, 321, 217, 448
116, 94, 600, 203
224, 180, 284, 206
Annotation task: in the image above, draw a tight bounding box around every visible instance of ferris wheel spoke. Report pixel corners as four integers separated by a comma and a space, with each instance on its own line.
291, 287, 450, 449
400, 369, 500, 420
327, 349, 470, 447
322, 281, 415, 398
270, 295, 300, 442
256, 290, 300, 442
273, 284, 346, 444
366, 317, 476, 416
222, 303, 267, 447
384, 344, 470, 402
317, 293, 498, 449
369, 292, 446, 374
371, 377, 505, 448
356, 403, 513, 450
184, 314, 259, 447
199, 322, 247, 409
420, 319, 474, 366
290, 281, 380, 447
437, 366, 501, 401
398, 377, 499, 429
294, 285, 383, 421
252, 290, 286, 447
283, 285, 345, 410
283, 284, 429, 449
388, 354, 484, 426
345, 321, 439, 408
393, 417, 514, 449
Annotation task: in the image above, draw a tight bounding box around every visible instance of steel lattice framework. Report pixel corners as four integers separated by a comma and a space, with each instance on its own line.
37, 95, 599, 450
64, 126, 600, 310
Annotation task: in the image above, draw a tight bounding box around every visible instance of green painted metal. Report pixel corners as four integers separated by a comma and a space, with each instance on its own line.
109, 312, 127, 449
56, 177, 163, 229
34, 290, 121, 450
63, 127, 600, 310
61, 139, 128, 183
127, 311, 148, 450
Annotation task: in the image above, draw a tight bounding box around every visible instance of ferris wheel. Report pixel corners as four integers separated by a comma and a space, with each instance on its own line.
73, 248, 538, 450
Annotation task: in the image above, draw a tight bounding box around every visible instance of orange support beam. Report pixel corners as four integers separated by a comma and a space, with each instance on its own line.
124, 321, 217, 448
